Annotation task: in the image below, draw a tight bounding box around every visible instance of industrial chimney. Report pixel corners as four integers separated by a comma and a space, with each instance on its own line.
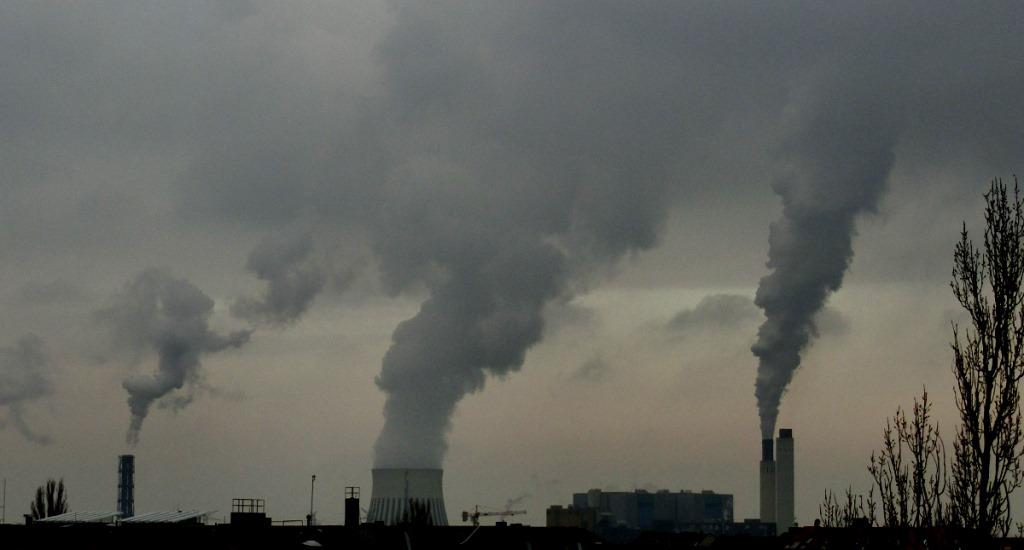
345, 486, 360, 527
117, 454, 135, 518
759, 439, 776, 525
775, 428, 795, 531
366, 469, 448, 526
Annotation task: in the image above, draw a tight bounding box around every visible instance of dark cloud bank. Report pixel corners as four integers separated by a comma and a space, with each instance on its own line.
2, 1, 1022, 458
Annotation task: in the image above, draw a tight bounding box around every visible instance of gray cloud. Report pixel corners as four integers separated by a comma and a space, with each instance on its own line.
17, 280, 89, 305
668, 294, 849, 339
572, 358, 612, 383
668, 294, 761, 332
813, 307, 851, 339
370, 0, 724, 468
0, 0, 1021, 490
504, 493, 532, 511
97, 268, 251, 445
231, 232, 328, 326
0, 335, 54, 444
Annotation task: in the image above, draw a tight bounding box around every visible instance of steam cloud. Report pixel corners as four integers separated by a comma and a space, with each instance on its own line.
0, 335, 54, 444
370, 1, 691, 467
99, 268, 251, 445
373, 245, 569, 467
4, 1, 1011, 467
668, 294, 762, 332
232, 233, 327, 326
752, 86, 899, 439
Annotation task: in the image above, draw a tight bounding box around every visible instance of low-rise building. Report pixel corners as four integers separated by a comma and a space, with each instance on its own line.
565, 488, 734, 531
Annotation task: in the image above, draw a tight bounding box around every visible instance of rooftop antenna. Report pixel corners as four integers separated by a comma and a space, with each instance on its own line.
2, 477, 6, 524
307, 475, 316, 526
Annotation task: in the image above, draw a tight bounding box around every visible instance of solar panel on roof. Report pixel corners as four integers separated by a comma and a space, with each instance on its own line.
121, 510, 211, 524
34, 511, 119, 523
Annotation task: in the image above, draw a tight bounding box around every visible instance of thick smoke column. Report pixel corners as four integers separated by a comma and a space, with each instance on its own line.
99, 268, 251, 445
0, 335, 54, 444
752, 88, 900, 438
231, 232, 326, 326
369, 1, 691, 467
374, 244, 566, 467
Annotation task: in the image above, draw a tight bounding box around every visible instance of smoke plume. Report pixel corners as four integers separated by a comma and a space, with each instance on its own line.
0, 335, 54, 444
373, 245, 568, 467
231, 232, 327, 326
752, 85, 900, 438
369, 1, 696, 467
668, 294, 762, 332
98, 268, 251, 445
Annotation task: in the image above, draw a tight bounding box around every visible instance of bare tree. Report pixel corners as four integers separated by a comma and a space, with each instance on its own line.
947, 177, 1024, 536
819, 486, 877, 528
866, 389, 946, 527
901, 391, 947, 527
29, 478, 68, 520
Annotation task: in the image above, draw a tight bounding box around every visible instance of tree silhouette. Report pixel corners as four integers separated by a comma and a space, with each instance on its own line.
867, 389, 946, 527
819, 486, 876, 527
947, 177, 1024, 536
820, 177, 1024, 536
30, 478, 68, 519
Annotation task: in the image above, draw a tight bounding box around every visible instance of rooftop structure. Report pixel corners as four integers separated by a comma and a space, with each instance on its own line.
231, 498, 269, 527
33, 511, 120, 525
121, 510, 210, 524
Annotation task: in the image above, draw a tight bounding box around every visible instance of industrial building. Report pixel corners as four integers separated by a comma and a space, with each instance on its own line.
366, 468, 448, 526
547, 488, 733, 532
759, 428, 796, 532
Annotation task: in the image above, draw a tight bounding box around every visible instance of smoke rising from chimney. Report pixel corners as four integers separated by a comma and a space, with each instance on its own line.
0, 335, 54, 444
373, 246, 568, 467
231, 232, 327, 326
98, 268, 251, 445
752, 84, 900, 438
367, 1, 691, 468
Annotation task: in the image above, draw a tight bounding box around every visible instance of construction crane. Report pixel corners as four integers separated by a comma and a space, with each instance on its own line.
461, 505, 527, 526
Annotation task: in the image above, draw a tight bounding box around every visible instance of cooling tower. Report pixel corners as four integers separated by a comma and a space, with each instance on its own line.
759, 439, 776, 524
366, 468, 448, 526
117, 454, 135, 518
776, 428, 794, 531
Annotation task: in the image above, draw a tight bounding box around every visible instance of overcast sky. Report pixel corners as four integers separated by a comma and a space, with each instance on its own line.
1, 0, 1023, 527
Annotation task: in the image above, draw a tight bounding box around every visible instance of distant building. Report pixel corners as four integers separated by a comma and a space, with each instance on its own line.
551, 488, 734, 532
546, 505, 598, 530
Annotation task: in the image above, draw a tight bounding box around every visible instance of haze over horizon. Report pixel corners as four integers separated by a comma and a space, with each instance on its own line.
1, 0, 1022, 527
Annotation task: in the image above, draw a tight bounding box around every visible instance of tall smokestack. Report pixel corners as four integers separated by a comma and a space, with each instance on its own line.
759, 439, 776, 525
366, 469, 448, 526
117, 454, 135, 518
775, 429, 794, 531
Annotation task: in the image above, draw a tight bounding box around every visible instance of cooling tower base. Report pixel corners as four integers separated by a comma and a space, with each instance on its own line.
366, 468, 448, 526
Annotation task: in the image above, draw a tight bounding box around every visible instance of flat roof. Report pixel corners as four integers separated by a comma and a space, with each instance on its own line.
35, 511, 120, 524
122, 510, 211, 524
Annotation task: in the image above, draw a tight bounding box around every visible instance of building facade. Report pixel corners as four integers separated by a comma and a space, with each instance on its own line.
562, 488, 734, 532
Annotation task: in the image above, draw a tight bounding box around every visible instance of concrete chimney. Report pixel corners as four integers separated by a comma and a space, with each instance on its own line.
117, 454, 135, 518
366, 468, 448, 526
775, 428, 795, 531
759, 439, 776, 524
